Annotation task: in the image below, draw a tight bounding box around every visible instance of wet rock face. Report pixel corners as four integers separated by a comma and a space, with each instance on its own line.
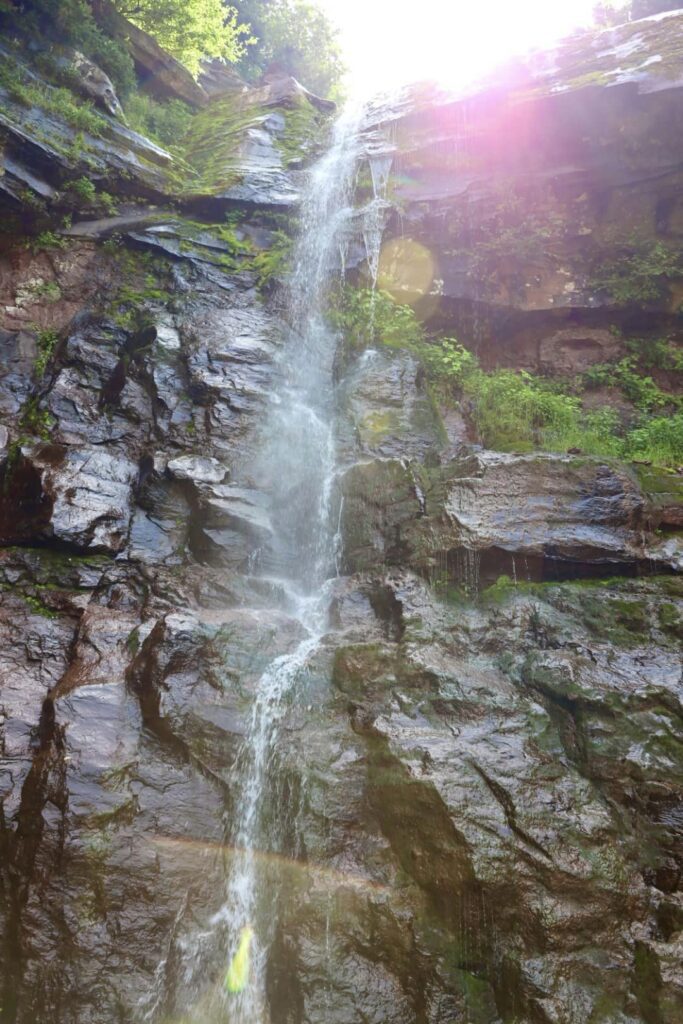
61, 50, 124, 119
339, 451, 683, 581
361, 12, 683, 365
271, 572, 683, 1024
0, 16, 682, 1024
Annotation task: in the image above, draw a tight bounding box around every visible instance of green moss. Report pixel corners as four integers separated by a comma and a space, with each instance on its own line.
0, 56, 108, 138
658, 603, 683, 639
22, 593, 58, 619
252, 230, 294, 288
20, 398, 54, 439
33, 328, 59, 378
276, 98, 326, 166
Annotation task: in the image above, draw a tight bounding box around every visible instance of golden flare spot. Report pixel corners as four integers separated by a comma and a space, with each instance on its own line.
378, 238, 436, 306
225, 925, 254, 994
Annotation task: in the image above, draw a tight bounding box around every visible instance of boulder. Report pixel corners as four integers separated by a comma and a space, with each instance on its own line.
59, 49, 124, 119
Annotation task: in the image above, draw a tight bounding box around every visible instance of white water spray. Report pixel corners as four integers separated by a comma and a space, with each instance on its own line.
153, 106, 366, 1024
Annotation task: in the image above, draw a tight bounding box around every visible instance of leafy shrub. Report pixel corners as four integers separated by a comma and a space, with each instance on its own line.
625, 336, 683, 372
124, 94, 194, 151
583, 355, 675, 411
1, 0, 135, 96
30, 231, 67, 253
333, 287, 683, 466
626, 414, 683, 468
330, 288, 423, 350
592, 240, 683, 305
67, 176, 97, 205
97, 191, 118, 215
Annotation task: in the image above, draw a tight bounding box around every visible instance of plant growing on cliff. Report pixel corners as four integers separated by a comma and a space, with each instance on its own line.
30, 231, 68, 254
1, 1, 136, 96
124, 94, 194, 151
20, 397, 54, 439
0, 58, 108, 137
113, 0, 252, 76
628, 337, 683, 372
331, 288, 423, 350
592, 240, 683, 305
583, 356, 677, 411
33, 329, 59, 378
252, 230, 294, 289
626, 413, 683, 468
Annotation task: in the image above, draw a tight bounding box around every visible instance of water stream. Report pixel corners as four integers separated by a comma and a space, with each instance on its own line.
154, 105, 366, 1023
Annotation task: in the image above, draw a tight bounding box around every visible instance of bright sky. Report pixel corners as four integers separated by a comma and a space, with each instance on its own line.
318, 0, 615, 97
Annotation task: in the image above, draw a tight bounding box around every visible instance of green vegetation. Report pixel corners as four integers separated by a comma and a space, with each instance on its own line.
33, 329, 59, 378
330, 287, 423, 350
591, 240, 683, 305
61, 177, 118, 215
252, 230, 294, 288
583, 355, 680, 412
68, 176, 96, 204
30, 231, 67, 253
20, 397, 55, 439
0, 57, 108, 137
0, 0, 136, 96
233, 0, 344, 97
23, 592, 58, 619
25, 280, 62, 303
113, 0, 251, 77
277, 98, 327, 165
102, 245, 172, 329
124, 94, 194, 152
333, 286, 683, 467
628, 414, 683, 468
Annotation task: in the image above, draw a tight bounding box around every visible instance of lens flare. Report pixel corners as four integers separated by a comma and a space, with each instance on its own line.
377, 238, 436, 306
225, 925, 254, 995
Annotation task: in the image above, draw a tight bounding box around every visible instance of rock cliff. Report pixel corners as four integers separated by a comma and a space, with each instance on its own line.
0, 9, 682, 1024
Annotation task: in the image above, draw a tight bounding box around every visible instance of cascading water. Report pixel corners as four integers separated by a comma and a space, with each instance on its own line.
151, 106, 366, 1023
361, 152, 393, 289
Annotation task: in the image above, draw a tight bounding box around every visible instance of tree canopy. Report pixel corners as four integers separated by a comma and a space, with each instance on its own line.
113, 0, 252, 76
233, 0, 344, 98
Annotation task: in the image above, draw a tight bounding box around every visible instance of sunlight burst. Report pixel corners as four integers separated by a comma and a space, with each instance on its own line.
319, 0, 607, 95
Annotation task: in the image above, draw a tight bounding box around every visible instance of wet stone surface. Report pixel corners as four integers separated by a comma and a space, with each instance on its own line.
1, 15, 683, 1022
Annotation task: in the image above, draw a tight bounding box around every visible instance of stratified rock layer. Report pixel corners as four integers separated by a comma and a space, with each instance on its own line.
0, 11, 682, 1024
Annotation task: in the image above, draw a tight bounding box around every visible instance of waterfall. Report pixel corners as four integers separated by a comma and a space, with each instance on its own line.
152, 106, 364, 1024
362, 152, 393, 290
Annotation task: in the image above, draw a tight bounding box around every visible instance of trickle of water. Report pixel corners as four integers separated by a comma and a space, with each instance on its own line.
153, 105, 366, 1024
362, 199, 388, 291
369, 153, 393, 197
